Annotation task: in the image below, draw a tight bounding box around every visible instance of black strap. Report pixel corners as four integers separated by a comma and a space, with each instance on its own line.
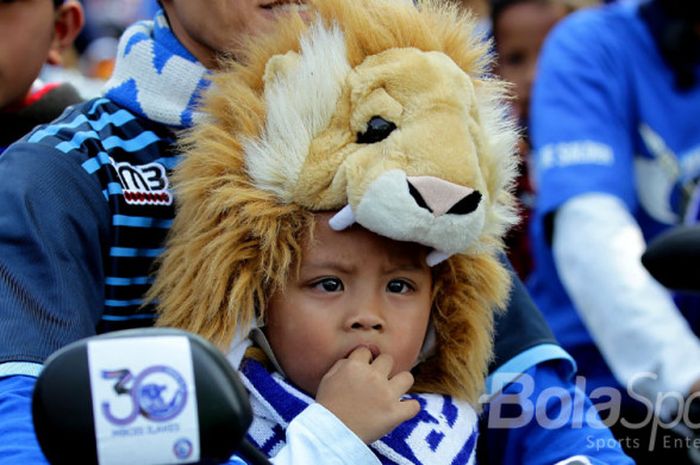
489, 258, 559, 374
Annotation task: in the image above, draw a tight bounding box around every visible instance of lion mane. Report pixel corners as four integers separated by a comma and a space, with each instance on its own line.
151, 0, 519, 405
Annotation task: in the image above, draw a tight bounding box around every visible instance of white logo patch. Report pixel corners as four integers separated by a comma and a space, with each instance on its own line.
113, 160, 173, 206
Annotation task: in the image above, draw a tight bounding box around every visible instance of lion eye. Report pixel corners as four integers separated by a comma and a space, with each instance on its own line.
357, 116, 397, 144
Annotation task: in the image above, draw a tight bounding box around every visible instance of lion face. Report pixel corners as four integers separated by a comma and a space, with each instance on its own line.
244, 18, 517, 264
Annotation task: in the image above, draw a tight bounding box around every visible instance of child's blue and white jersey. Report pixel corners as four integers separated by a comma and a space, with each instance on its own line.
0, 98, 179, 367
528, 0, 700, 389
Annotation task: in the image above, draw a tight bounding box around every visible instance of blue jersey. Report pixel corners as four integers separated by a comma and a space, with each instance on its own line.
528, 1, 700, 390
0, 98, 179, 370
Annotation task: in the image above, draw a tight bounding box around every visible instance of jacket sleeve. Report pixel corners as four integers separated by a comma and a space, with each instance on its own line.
0, 144, 110, 368
554, 193, 700, 402
269, 403, 379, 465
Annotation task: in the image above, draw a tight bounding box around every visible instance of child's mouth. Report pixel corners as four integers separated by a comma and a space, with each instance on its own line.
347, 344, 381, 360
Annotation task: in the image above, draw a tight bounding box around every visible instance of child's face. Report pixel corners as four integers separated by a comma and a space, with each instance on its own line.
494, 1, 568, 122
162, 0, 308, 69
0, 0, 58, 109
264, 213, 433, 396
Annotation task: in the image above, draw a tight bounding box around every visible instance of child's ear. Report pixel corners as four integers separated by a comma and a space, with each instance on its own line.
47, 1, 85, 66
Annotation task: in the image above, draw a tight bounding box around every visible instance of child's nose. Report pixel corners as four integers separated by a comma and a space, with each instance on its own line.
347, 301, 385, 331
350, 317, 383, 331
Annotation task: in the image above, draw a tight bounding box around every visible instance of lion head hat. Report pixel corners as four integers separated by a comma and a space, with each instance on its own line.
152, 0, 520, 405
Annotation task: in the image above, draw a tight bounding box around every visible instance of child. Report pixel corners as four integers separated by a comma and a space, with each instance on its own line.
0, 0, 84, 153
151, 1, 516, 462
236, 213, 483, 462
151, 1, 633, 464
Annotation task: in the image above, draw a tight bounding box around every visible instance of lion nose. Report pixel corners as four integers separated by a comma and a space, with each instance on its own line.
407, 175, 482, 216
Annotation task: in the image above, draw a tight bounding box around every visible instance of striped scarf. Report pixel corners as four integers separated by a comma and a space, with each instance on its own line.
239, 359, 479, 465
103, 10, 210, 129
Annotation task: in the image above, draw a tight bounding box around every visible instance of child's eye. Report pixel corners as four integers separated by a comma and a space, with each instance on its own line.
386, 279, 414, 294
312, 277, 344, 292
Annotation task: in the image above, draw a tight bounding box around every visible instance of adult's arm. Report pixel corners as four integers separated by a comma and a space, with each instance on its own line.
0, 144, 109, 462
553, 193, 700, 399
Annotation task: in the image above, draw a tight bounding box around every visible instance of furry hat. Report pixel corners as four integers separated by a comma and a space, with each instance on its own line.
151, 0, 519, 405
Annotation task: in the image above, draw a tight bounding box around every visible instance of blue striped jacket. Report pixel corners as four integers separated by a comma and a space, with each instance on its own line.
0, 97, 179, 371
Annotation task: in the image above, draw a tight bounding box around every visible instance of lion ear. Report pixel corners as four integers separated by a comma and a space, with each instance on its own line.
263, 51, 302, 86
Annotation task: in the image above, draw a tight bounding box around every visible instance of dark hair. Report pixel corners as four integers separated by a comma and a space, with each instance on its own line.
53, 0, 64, 7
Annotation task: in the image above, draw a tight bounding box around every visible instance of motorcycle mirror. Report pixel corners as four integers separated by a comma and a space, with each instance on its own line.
32, 327, 262, 465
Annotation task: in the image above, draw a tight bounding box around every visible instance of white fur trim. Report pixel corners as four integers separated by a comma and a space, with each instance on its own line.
471, 80, 520, 243
244, 18, 352, 201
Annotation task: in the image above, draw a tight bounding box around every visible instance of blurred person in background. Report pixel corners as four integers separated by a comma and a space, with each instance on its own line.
0, 0, 308, 462
439, 2, 634, 465
0, 0, 84, 154
455, 0, 491, 34
490, 0, 597, 280
75, 0, 158, 77
528, 0, 700, 462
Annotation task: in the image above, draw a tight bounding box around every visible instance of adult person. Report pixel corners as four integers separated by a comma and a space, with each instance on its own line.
528, 0, 700, 462
0, 1, 310, 463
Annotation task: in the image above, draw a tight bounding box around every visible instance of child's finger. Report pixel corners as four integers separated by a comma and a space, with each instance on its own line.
388, 370, 415, 395
322, 356, 346, 378
370, 353, 394, 377
347, 346, 373, 363
397, 398, 421, 422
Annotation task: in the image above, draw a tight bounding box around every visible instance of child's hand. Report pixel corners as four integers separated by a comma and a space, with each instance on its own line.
315, 346, 420, 444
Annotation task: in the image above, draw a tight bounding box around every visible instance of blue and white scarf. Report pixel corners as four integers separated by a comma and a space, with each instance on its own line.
239, 359, 478, 465
103, 10, 210, 128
